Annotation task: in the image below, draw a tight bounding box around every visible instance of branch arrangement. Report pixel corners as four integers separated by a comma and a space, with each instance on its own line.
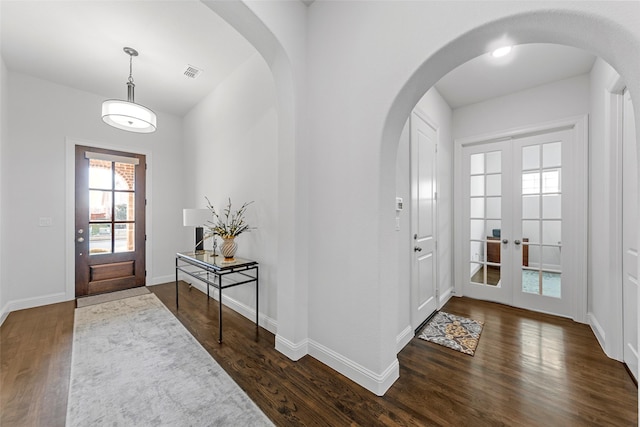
204, 196, 254, 239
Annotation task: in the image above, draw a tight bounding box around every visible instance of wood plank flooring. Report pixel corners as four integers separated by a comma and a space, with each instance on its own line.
1, 282, 637, 426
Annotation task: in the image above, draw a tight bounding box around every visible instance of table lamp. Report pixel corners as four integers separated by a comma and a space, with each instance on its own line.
183, 209, 210, 253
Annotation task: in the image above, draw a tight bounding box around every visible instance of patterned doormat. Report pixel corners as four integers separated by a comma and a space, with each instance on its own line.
417, 311, 484, 356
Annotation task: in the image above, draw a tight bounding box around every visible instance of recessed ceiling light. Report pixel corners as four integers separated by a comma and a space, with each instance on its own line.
491, 46, 512, 58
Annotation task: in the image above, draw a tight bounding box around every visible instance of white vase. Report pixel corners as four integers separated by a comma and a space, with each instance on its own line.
220, 237, 238, 260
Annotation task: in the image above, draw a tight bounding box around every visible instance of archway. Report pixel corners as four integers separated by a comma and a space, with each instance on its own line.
381, 7, 640, 393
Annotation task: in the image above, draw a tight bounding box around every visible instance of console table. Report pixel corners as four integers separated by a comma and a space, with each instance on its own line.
175, 251, 259, 343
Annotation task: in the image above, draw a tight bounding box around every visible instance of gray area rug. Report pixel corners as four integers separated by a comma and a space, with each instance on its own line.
76, 286, 150, 308
66, 293, 273, 426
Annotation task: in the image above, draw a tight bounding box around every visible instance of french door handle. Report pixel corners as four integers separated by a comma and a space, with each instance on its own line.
77, 237, 85, 243
514, 239, 521, 245
414, 246, 423, 252
502, 239, 509, 244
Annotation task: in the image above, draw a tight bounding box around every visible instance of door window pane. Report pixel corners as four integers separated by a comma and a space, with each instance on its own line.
486, 151, 501, 173
522, 220, 540, 243
542, 169, 561, 193
522, 145, 540, 170
522, 172, 540, 194
114, 223, 135, 253
470, 153, 484, 175
114, 192, 135, 221
486, 197, 501, 219
542, 272, 561, 298
542, 220, 561, 245
522, 195, 540, 219
470, 219, 485, 240
470, 198, 484, 218
90, 224, 112, 254
470, 175, 484, 196
486, 174, 501, 196
89, 190, 112, 222
543, 142, 562, 168
89, 159, 112, 190
542, 194, 561, 219
114, 162, 135, 191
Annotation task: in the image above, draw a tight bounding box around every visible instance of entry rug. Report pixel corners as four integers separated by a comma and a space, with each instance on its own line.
66, 293, 273, 426
418, 311, 484, 356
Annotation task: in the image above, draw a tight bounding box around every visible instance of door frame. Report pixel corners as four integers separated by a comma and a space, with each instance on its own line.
64, 137, 153, 301
454, 115, 588, 322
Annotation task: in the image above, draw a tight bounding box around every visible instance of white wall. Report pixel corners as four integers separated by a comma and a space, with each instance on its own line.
0, 55, 7, 321
0, 71, 183, 320
396, 86, 454, 347
453, 74, 590, 140
182, 53, 279, 331
588, 57, 625, 359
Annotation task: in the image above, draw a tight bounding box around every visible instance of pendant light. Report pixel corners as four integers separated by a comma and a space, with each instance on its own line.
102, 47, 157, 133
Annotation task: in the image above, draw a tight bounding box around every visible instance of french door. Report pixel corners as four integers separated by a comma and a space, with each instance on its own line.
462, 128, 576, 317
75, 145, 146, 296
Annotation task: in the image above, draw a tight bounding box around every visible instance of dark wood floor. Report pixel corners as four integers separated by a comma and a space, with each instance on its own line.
1, 282, 637, 426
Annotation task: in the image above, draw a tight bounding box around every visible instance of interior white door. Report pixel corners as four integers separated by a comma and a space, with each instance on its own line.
462, 128, 578, 318
622, 88, 638, 380
410, 112, 438, 329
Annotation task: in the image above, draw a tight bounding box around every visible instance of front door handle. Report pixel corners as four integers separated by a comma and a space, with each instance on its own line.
77, 237, 85, 243
414, 246, 423, 252
514, 239, 521, 245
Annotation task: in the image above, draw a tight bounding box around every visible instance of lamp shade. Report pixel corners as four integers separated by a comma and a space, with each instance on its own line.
183, 209, 210, 227
102, 99, 157, 133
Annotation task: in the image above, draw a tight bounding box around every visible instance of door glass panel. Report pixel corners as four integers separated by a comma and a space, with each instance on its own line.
115, 223, 135, 253
90, 224, 112, 254
542, 246, 561, 269
522, 145, 539, 170
114, 162, 135, 191
470, 153, 484, 174
468, 148, 502, 289
522, 195, 539, 219
522, 220, 539, 243
89, 190, 112, 222
470, 198, 484, 218
542, 272, 561, 298
542, 220, 561, 245
486, 151, 501, 173
543, 142, 562, 168
114, 192, 134, 221
542, 169, 561, 193
486, 174, 501, 196
522, 269, 540, 295
522, 172, 540, 194
470, 175, 484, 196
486, 197, 501, 219
88, 156, 138, 256
542, 194, 561, 219
89, 159, 112, 190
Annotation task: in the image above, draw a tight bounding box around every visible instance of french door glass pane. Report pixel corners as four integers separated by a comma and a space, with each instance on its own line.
89, 224, 112, 254
89, 190, 112, 222
114, 162, 135, 191
114, 192, 135, 221
115, 223, 135, 253
89, 159, 112, 190
470, 198, 484, 218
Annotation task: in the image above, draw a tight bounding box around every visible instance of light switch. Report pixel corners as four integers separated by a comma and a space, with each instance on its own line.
39, 217, 53, 227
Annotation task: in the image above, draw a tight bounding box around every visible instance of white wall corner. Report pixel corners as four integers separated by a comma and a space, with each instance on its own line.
439, 286, 453, 309
308, 339, 400, 396
397, 325, 414, 352
1, 291, 69, 326
275, 335, 309, 361
588, 312, 621, 360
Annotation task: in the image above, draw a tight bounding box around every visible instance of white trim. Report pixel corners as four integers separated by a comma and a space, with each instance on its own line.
175, 273, 277, 334
589, 312, 615, 359
0, 292, 68, 325
65, 137, 153, 302
308, 339, 400, 396
275, 335, 308, 361
438, 286, 453, 309
396, 324, 414, 352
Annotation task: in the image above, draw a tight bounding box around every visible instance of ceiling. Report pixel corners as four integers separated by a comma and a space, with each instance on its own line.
0, 0, 257, 117
435, 43, 597, 109
1, 2, 597, 117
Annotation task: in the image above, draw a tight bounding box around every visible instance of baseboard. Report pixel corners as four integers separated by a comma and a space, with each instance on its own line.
439, 286, 453, 308
396, 325, 414, 352
308, 339, 399, 396
0, 291, 69, 326
588, 312, 610, 357
275, 335, 309, 361
175, 277, 277, 335
149, 275, 175, 286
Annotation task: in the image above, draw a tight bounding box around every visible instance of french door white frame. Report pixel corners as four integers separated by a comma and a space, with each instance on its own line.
454, 115, 588, 322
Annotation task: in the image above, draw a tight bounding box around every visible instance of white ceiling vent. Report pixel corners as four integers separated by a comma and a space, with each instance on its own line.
183, 65, 203, 79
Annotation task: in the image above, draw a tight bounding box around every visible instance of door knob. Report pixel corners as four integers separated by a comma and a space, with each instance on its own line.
502, 239, 509, 244
77, 237, 85, 243
414, 246, 423, 252
514, 239, 521, 245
